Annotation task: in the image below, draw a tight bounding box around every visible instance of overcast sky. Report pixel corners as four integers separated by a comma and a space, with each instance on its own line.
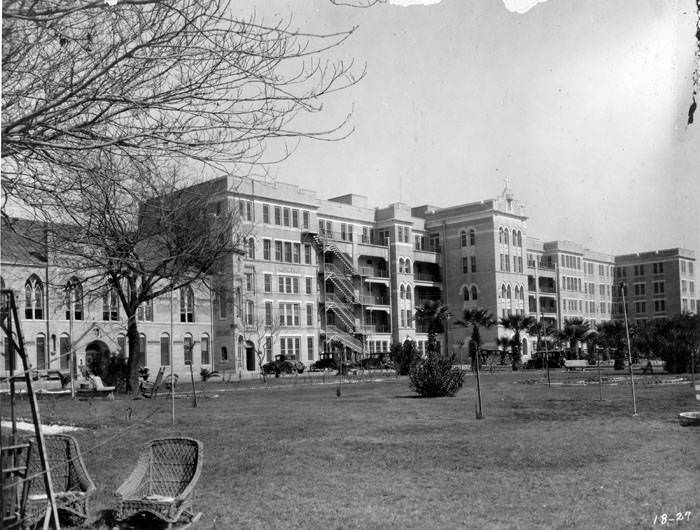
243, 0, 699, 257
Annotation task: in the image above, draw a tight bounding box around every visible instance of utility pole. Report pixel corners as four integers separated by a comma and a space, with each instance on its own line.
619, 282, 637, 415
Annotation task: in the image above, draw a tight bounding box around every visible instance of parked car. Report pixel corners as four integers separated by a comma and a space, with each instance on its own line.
311, 353, 338, 371
262, 355, 305, 376
360, 353, 393, 370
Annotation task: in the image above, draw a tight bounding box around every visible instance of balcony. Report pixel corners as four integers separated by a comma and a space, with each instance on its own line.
359, 266, 389, 278
358, 324, 391, 334
414, 272, 441, 284
413, 249, 440, 264
359, 295, 390, 306
528, 260, 556, 272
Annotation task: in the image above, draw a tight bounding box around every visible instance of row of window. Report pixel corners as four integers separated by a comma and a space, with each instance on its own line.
499, 284, 525, 301
259, 239, 313, 265
498, 228, 523, 247
460, 229, 476, 247
20, 275, 195, 323
582, 262, 612, 277
461, 256, 477, 274
499, 254, 523, 273
260, 203, 311, 230
560, 254, 582, 270
1, 332, 210, 372
681, 280, 695, 294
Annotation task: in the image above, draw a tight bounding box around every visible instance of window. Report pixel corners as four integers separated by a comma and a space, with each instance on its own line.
306, 277, 312, 295
690, 262, 694, 275
462, 257, 468, 273
469, 229, 476, 246
217, 288, 227, 319
180, 287, 194, 322
247, 237, 255, 259
405, 259, 412, 275
274, 241, 283, 261
463, 286, 469, 301
499, 228, 503, 244
264, 274, 272, 293
263, 239, 271, 260
634, 283, 646, 296
460, 231, 467, 247
265, 337, 273, 362
221, 346, 228, 362
682, 280, 687, 293
304, 244, 312, 264
138, 333, 147, 366
25, 275, 44, 320
500, 254, 504, 271
397, 226, 403, 243
504, 230, 509, 245
400, 285, 405, 300
513, 256, 517, 272
262, 204, 270, 223
184, 333, 193, 364
201, 335, 210, 365
302, 211, 309, 229
64, 277, 83, 320
471, 256, 477, 273
471, 286, 478, 300
137, 299, 153, 322
307, 337, 314, 360
265, 302, 273, 326
681, 261, 686, 273
517, 231, 522, 247
246, 300, 254, 326
293, 243, 301, 264
512, 230, 517, 247
341, 223, 348, 241
245, 273, 254, 292
283, 207, 290, 227
34, 334, 46, 370
102, 287, 119, 321
292, 209, 299, 228
654, 300, 666, 312
293, 277, 299, 294
160, 334, 170, 365
306, 303, 313, 326
280, 337, 301, 358
284, 242, 292, 263
274, 206, 281, 225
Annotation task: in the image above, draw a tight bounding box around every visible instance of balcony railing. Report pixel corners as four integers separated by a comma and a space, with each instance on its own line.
359, 266, 389, 278
359, 295, 390, 306
538, 286, 557, 293
358, 324, 391, 334
414, 272, 441, 283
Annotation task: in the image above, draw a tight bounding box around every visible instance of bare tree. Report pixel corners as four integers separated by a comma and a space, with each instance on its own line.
237, 302, 282, 383
2, 0, 363, 204
20, 154, 247, 391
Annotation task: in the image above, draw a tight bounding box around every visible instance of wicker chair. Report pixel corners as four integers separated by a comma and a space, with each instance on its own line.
139, 366, 166, 398
115, 438, 203, 527
21, 434, 95, 528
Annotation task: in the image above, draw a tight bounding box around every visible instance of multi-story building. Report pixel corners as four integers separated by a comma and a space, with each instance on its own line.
1, 177, 696, 379
612, 249, 697, 322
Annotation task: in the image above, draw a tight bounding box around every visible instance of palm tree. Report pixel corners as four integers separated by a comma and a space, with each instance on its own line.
558, 318, 591, 360
455, 308, 496, 419
415, 300, 450, 355
499, 314, 536, 370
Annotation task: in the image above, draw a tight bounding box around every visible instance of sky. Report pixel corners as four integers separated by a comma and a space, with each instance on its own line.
236, 0, 699, 258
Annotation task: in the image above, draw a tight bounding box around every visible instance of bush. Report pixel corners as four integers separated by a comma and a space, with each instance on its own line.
391, 340, 419, 376
409, 351, 465, 398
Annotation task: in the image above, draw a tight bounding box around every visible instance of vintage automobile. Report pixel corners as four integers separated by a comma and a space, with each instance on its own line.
262, 355, 305, 376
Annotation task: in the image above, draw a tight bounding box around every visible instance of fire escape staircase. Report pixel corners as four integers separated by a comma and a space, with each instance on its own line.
326, 325, 363, 352
325, 293, 356, 330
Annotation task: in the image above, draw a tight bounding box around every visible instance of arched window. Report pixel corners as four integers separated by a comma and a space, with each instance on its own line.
201, 334, 210, 365
519, 286, 525, 300
247, 237, 255, 259
65, 277, 83, 321
400, 285, 406, 300
138, 333, 147, 367
463, 286, 470, 301
102, 287, 119, 321
460, 230, 467, 247
517, 231, 522, 247
471, 286, 478, 300
512, 229, 517, 246
501, 284, 506, 299
35, 333, 46, 370
184, 333, 193, 364
504, 230, 509, 245
507, 285, 512, 300
405, 259, 412, 274
24, 275, 44, 320
514, 286, 520, 300
180, 286, 194, 322
160, 333, 170, 365
406, 286, 412, 304
398, 258, 405, 274
498, 228, 503, 244
469, 229, 476, 246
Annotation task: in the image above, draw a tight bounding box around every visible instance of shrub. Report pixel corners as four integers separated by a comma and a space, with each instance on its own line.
409, 350, 465, 398
390, 340, 420, 376
200, 368, 221, 382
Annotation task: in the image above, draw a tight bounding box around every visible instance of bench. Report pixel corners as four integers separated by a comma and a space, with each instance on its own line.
564, 360, 590, 371
639, 359, 665, 374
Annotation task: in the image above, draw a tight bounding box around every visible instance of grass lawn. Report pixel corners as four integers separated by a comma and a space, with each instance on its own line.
3, 371, 699, 529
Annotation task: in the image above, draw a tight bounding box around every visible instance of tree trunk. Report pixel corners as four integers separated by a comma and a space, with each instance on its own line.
126, 313, 141, 394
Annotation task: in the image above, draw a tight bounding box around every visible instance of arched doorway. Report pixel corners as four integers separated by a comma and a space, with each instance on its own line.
245, 340, 256, 371
85, 340, 111, 378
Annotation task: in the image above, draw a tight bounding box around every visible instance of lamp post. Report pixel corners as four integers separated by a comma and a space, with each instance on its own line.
619, 282, 638, 415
